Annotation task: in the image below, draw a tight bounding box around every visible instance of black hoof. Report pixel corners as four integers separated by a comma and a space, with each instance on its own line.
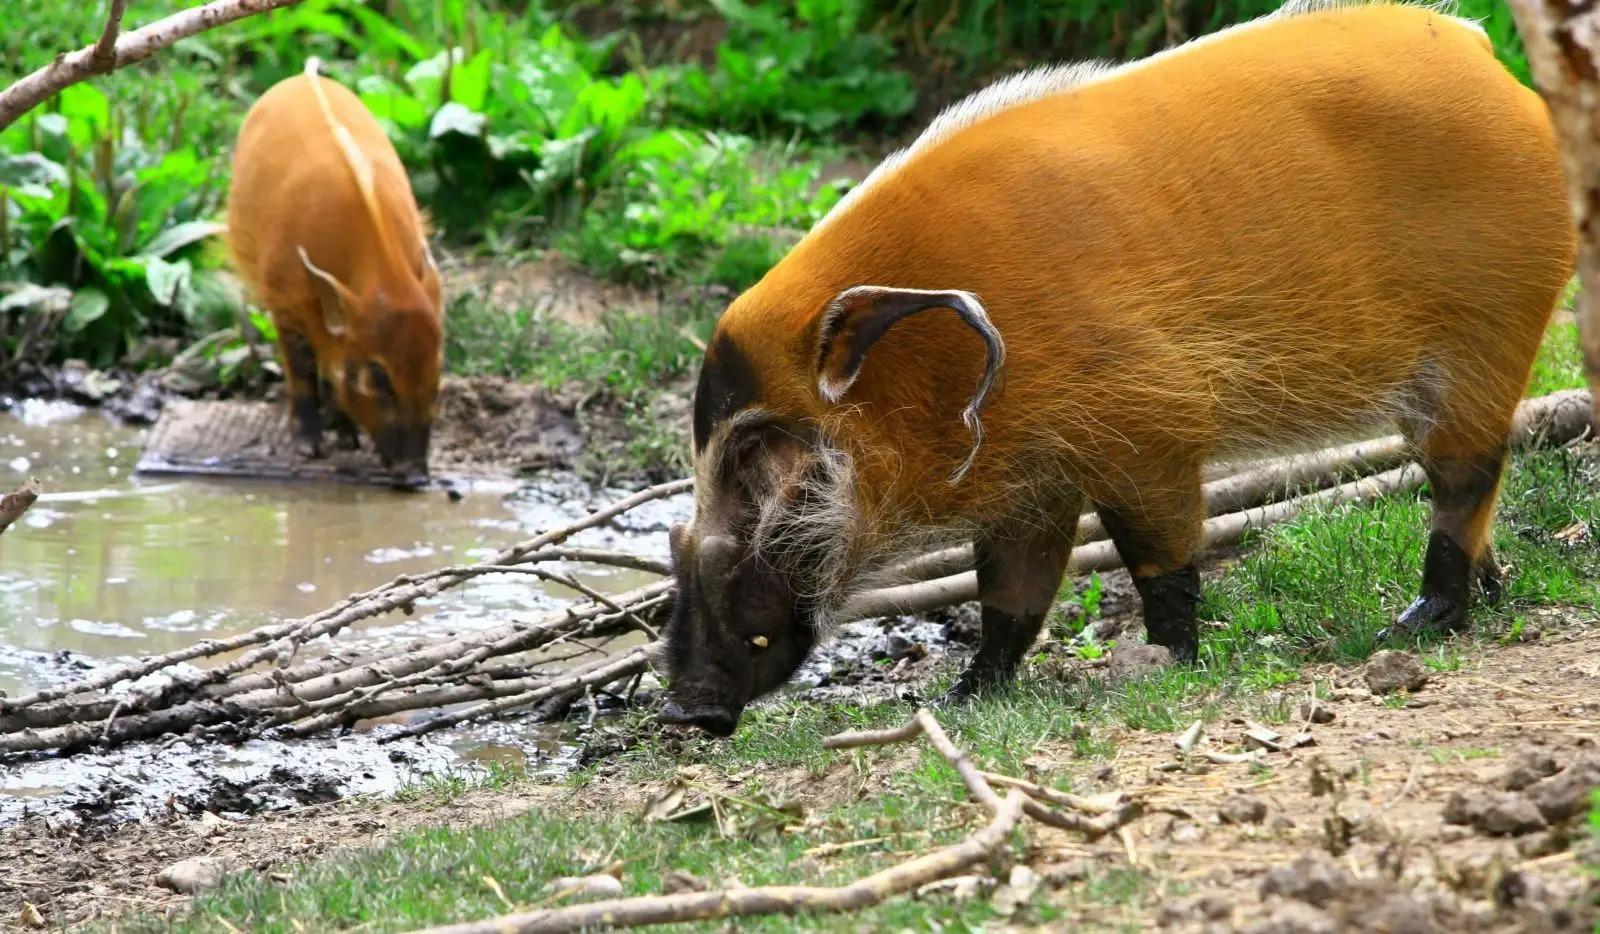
1378, 594, 1467, 643
1146, 623, 1199, 664
935, 682, 979, 708
294, 437, 325, 460
937, 663, 1011, 707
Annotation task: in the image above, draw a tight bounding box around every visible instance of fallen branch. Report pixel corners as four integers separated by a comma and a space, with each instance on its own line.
376, 647, 653, 741
824, 710, 1142, 840
415, 708, 1149, 932
410, 710, 1032, 934
0, 589, 670, 752
0, 0, 305, 132
0, 477, 41, 537
413, 794, 1025, 934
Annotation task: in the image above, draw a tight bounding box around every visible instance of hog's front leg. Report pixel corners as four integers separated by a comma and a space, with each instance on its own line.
943, 506, 1081, 701
279, 328, 324, 459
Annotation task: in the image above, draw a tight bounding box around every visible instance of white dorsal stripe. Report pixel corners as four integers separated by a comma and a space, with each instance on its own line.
303, 58, 388, 249
815, 1, 1475, 233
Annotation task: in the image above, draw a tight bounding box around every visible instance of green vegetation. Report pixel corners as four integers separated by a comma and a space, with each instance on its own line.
146, 326, 1597, 931
1, 0, 1533, 389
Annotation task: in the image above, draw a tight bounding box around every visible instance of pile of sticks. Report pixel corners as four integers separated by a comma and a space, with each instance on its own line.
0, 390, 1591, 759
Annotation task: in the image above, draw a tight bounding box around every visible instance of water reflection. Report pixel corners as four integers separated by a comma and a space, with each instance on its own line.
0, 402, 687, 698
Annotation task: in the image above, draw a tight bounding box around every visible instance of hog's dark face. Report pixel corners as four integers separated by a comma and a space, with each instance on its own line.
658, 413, 828, 737
657, 521, 816, 736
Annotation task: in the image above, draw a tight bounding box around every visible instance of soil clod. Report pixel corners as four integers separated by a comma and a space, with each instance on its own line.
155, 856, 233, 895
1218, 793, 1270, 825
1259, 853, 1354, 908
1443, 787, 1547, 836
1525, 753, 1600, 823
1106, 643, 1173, 681
1363, 650, 1429, 695
1500, 746, 1562, 790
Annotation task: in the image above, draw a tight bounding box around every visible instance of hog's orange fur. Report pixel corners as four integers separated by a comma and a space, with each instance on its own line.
704, 1, 1575, 579
227, 63, 443, 471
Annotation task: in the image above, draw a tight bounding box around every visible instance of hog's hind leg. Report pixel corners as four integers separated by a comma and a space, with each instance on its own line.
1093, 462, 1206, 663
1388, 441, 1509, 638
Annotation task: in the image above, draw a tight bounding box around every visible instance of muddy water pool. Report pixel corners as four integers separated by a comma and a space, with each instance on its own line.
0, 399, 691, 824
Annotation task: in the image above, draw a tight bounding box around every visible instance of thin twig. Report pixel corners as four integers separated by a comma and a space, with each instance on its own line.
0, 0, 306, 131
91, 0, 130, 68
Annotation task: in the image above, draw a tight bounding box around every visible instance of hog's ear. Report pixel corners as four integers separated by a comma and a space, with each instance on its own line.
716, 417, 815, 503
297, 246, 357, 338
814, 285, 1005, 483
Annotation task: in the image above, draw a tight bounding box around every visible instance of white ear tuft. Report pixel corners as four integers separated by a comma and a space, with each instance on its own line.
297, 246, 351, 337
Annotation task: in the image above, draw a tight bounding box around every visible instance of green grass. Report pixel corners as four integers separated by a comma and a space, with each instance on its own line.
1530, 315, 1587, 399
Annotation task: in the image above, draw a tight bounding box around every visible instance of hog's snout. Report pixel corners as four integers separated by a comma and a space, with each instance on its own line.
375, 423, 431, 485
659, 701, 741, 737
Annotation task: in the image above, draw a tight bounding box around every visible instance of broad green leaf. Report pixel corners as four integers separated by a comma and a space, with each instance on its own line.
144, 256, 193, 309
57, 84, 111, 148
450, 50, 493, 112
64, 287, 109, 333
347, 6, 428, 61
138, 220, 224, 259
359, 87, 429, 131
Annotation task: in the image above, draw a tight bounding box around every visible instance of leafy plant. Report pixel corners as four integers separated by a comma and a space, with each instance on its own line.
668, 0, 916, 133
565, 130, 846, 283
0, 84, 233, 366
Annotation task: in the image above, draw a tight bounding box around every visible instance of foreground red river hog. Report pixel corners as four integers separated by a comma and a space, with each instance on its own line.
657, 0, 1578, 736
227, 61, 443, 484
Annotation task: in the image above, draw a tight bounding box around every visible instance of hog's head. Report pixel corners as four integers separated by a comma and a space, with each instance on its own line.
658, 286, 1005, 736
298, 239, 443, 485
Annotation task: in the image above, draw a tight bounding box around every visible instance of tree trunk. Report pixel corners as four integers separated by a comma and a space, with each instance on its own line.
1508, 0, 1600, 429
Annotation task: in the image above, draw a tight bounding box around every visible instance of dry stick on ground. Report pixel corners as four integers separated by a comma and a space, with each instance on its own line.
845, 389, 1595, 620
0, 478, 690, 717
413, 796, 1025, 934
292, 652, 654, 731
0, 477, 41, 538
0, 0, 305, 131
824, 711, 1143, 840
1508, 2, 1600, 426
415, 711, 1143, 933
408, 712, 1030, 934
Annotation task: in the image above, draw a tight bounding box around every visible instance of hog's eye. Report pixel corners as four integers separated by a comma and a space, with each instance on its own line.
750, 635, 769, 649
368, 363, 396, 399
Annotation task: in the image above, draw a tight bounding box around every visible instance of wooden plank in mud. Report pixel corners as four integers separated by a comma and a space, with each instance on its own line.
135, 399, 456, 486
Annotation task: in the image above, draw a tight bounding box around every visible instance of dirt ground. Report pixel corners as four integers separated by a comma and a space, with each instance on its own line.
5, 608, 1597, 931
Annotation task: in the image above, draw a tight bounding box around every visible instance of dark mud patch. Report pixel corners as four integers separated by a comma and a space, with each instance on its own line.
133, 376, 587, 485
